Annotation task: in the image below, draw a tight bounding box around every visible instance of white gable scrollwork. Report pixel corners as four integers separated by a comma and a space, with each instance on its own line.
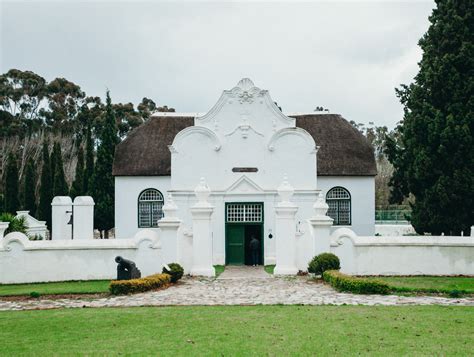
195, 78, 295, 130
171, 126, 222, 153
267, 127, 316, 153
229, 78, 266, 104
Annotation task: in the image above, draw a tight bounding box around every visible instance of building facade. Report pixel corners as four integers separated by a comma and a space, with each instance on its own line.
113, 78, 376, 266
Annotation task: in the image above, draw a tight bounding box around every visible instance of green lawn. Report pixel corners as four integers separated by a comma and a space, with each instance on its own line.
365, 276, 474, 295
264, 264, 275, 274
0, 306, 472, 355
0, 280, 110, 296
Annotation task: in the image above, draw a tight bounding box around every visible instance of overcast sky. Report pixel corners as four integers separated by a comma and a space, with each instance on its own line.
1, 1, 435, 128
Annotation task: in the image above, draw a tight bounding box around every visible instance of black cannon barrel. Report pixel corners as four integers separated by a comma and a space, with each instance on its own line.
115, 256, 134, 267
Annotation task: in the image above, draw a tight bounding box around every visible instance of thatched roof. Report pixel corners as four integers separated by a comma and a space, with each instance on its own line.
293, 114, 377, 176
113, 114, 376, 176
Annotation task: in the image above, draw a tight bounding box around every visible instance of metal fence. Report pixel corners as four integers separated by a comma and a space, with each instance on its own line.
375, 209, 411, 224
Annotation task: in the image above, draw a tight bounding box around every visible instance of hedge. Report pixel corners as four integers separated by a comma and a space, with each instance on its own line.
162, 263, 184, 283
109, 273, 171, 295
322, 270, 391, 295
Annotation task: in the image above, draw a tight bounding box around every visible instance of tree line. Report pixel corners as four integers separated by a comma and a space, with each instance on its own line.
0, 69, 174, 237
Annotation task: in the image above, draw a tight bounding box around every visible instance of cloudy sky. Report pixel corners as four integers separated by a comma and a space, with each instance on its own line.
1, 1, 435, 128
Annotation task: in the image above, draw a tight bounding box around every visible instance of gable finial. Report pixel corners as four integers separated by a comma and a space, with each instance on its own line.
236, 78, 255, 90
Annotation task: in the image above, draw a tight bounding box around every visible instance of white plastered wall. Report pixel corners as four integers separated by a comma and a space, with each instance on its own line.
317, 176, 375, 235
115, 176, 171, 239
0, 230, 162, 284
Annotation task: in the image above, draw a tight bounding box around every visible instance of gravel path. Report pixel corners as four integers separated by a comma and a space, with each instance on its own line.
1, 267, 472, 311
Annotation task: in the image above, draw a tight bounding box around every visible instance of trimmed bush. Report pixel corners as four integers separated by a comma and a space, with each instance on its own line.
162, 263, 184, 283
109, 273, 171, 295
322, 270, 390, 295
308, 253, 340, 276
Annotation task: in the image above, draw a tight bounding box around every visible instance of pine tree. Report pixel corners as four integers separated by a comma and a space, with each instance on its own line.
70, 146, 85, 199
90, 91, 118, 237
84, 124, 94, 194
387, 1, 474, 235
52, 142, 69, 197
22, 158, 37, 216
38, 142, 53, 229
3, 152, 19, 214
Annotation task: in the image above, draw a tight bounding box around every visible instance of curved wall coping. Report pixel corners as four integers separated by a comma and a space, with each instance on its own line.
0, 229, 161, 252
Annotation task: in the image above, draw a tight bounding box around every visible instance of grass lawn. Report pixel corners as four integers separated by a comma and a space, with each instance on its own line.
365, 276, 474, 295
0, 306, 472, 355
0, 280, 110, 296
264, 264, 275, 274
214, 265, 225, 277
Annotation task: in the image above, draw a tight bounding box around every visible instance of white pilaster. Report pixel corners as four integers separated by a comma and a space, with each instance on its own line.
0, 222, 9, 238
274, 175, 298, 275
51, 196, 72, 240
308, 192, 334, 255
158, 193, 181, 264
190, 178, 215, 277
73, 196, 95, 240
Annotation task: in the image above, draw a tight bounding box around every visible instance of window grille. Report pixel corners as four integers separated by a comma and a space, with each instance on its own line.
326, 187, 351, 225
138, 189, 164, 228
227, 203, 263, 223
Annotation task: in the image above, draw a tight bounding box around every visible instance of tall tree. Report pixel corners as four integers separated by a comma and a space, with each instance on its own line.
38, 142, 52, 229
84, 124, 94, 194
3, 153, 19, 214
22, 158, 37, 216
51, 142, 68, 197
90, 91, 118, 237
0, 69, 47, 137
70, 146, 85, 199
387, 0, 474, 235
41, 77, 85, 133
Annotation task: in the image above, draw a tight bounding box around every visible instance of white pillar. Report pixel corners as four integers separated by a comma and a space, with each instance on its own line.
51, 196, 72, 240
190, 178, 215, 277
0, 222, 9, 238
309, 192, 334, 255
73, 196, 95, 240
274, 175, 298, 276
158, 193, 181, 264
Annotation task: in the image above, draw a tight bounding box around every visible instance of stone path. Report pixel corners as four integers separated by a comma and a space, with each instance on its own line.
1, 267, 473, 311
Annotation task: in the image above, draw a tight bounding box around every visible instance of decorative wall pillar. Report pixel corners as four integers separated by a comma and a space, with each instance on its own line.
73, 196, 95, 240
308, 192, 334, 255
0, 222, 9, 238
51, 196, 72, 240
274, 175, 298, 275
158, 193, 181, 264
190, 178, 215, 277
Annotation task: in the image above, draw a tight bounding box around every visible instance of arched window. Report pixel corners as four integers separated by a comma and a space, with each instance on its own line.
326, 187, 351, 225
138, 189, 164, 228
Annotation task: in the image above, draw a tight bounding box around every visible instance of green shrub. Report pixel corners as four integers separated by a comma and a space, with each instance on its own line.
29, 291, 41, 298
0, 213, 28, 235
323, 270, 390, 295
308, 253, 340, 275
448, 289, 461, 298
109, 273, 171, 295
162, 263, 184, 283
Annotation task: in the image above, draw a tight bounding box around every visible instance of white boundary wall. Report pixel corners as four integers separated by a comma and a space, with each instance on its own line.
330, 228, 474, 276
0, 230, 163, 284
375, 224, 416, 236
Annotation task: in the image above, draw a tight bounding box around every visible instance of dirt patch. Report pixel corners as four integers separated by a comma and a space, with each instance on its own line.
0, 293, 109, 302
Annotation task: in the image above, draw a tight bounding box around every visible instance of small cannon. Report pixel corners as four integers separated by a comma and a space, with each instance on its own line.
115, 256, 141, 280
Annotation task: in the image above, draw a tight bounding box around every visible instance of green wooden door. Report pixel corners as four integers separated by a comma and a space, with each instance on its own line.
226, 225, 245, 265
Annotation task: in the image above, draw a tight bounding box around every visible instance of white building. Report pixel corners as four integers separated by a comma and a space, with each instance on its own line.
113, 78, 376, 266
